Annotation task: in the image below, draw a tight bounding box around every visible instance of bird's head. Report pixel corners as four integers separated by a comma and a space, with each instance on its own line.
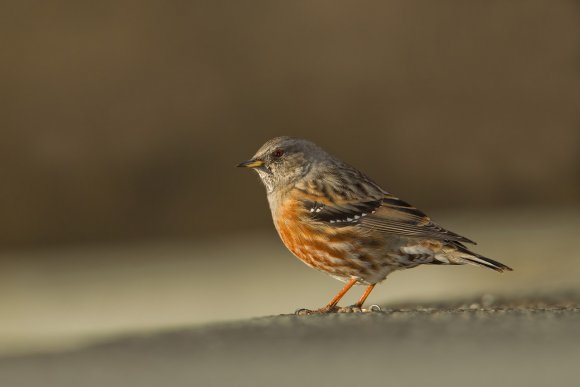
237, 136, 326, 194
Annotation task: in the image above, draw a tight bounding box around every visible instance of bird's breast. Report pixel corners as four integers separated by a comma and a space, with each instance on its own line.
273, 194, 385, 282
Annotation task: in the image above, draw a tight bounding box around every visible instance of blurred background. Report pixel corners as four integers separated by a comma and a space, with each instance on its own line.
1, 0, 579, 356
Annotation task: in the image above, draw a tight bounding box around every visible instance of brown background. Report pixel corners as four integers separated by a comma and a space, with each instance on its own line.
2, 0, 579, 247
1, 0, 580, 358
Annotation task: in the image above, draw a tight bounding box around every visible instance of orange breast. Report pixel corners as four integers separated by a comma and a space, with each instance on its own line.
274, 193, 378, 280
275, 198, 318, 266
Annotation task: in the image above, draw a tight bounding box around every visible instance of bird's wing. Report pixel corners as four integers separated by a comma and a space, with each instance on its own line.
304, 193, 475, 244
362, 194, 475, 244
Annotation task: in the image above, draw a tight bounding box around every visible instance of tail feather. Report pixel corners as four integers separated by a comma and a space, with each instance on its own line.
461, 254, 513, 272
450, 242, 513, 273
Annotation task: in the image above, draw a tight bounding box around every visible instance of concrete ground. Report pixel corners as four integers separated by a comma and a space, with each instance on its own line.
2, 207, 580, 356
1, 294, 579, 387
1, 208, 579, 386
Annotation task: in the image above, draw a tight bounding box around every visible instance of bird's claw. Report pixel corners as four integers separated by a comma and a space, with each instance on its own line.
294, 308, 315, 315
337, 304, 382, 313
336, 305, 363, 313
294, 304, 382, 315
294, 306, 339, 315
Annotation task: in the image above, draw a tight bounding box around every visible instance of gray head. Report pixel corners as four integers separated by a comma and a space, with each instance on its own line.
237, 136, 328, 193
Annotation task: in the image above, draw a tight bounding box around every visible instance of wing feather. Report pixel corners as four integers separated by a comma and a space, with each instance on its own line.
303, 192, 475, 244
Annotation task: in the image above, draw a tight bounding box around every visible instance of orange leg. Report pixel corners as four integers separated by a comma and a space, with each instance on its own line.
355, 284, 376, 308
321, 278, 357, 311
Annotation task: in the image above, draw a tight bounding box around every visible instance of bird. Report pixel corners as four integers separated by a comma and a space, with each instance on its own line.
237, 136, 512, 314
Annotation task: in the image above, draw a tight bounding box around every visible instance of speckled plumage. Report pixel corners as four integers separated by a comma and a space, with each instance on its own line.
238, 136, 512, 314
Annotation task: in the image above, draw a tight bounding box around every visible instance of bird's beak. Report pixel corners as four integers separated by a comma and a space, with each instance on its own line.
236, 158, 264, 168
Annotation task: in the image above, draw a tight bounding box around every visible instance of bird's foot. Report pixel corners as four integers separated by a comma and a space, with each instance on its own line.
294, 306, 339, 316
294, 305, 339, 315
337, 304, 382, 313
294, 309, 314, 315
336, 305, 363, 313
295, 304, 382, 315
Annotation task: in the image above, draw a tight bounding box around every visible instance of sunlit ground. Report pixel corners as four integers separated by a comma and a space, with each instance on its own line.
1, 207, 579, 356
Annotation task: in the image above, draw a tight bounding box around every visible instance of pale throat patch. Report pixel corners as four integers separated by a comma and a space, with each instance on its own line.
256, 169, 275, 193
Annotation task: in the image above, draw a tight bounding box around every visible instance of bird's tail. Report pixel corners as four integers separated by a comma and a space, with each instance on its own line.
446, 242, 513, 273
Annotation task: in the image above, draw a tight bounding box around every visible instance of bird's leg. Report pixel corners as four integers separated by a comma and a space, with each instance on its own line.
322, 278, 358, 311
295, 279, 357, 315
336, 284, 377, 313
355, 284, 376, 308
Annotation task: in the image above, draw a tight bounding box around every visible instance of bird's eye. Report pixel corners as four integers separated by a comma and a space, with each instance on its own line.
272, 148, 284, 158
